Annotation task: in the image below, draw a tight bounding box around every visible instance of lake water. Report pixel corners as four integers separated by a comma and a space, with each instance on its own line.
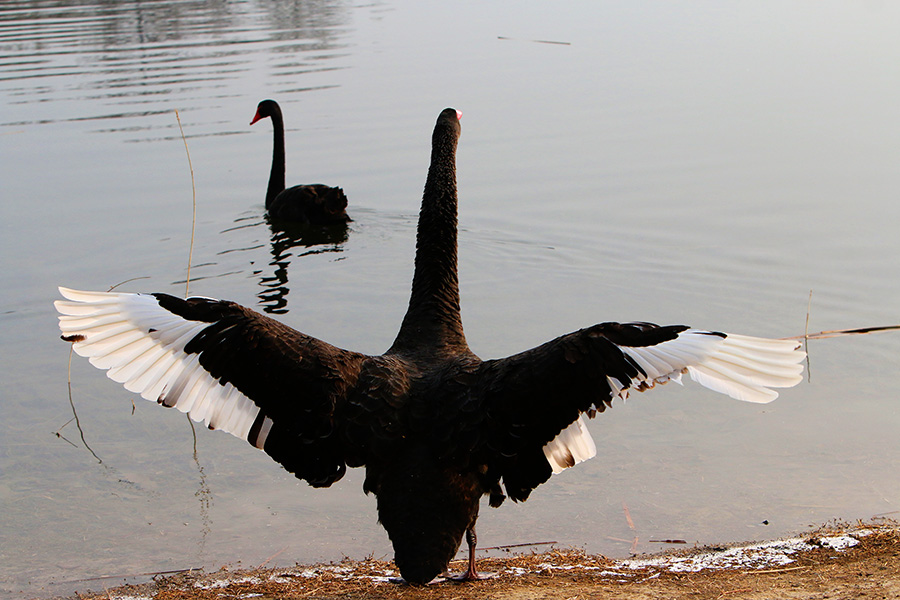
2, 0, 900, 597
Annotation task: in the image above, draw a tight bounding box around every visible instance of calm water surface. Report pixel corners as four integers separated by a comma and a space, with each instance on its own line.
3, 1, 900, 597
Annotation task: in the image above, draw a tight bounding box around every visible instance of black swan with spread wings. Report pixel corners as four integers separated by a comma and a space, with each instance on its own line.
57, 108, 804, 584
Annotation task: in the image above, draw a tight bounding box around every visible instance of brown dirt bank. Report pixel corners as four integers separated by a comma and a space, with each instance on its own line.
63, 522, 900, 600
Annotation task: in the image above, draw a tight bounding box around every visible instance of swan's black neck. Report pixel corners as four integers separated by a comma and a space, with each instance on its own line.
389, 111, 468, 360
265, 107, 287, 208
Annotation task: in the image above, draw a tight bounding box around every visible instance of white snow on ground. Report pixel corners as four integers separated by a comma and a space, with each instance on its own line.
518, 530, 870, 576
617, 534, 860, 573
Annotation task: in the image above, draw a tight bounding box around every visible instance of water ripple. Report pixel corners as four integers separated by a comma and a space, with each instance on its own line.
0, 0, 352, 137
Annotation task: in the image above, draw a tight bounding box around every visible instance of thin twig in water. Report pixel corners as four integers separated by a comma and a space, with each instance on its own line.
497, 36, 572, 45
191, 420, 212, 557
623, 502, 636, 530
107, 276, 150, 292
175, 110, 211, 549
53, 426, 79, 448
174, 109, 197, 298
64, 346, 103, 463
785, 324, 900, 341
258, 546, 290, 568
54, 417, 76, 433
189, 413, 198, 456
478, 541, 557, 551
782, 291, 900, 358
61, 568, 193, 584
622, 502, 639, 553
804, 290, 812, 382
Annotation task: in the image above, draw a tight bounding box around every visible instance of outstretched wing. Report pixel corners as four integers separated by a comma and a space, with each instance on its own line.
55, 287, 370, 487
474, 322, 804, 501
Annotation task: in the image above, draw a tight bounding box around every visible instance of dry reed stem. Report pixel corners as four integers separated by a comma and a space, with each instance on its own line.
64, 346, 102, 463
786, 324, 900, 340
804, 290, 812, 381
784, 290, 900, 346
174, 108, 197, 298
716, 588, 753, 598
173, 109, 202, 453
742, 565, 809, 575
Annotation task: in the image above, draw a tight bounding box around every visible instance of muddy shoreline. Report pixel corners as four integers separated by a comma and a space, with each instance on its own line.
46, 521, 899, 600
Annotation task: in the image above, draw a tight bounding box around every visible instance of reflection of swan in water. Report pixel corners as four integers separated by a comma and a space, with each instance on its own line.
257, 216, 349, 315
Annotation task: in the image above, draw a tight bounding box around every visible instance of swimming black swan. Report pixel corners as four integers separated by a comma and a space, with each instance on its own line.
250, 99, 350, 224
56, 108, 804, 585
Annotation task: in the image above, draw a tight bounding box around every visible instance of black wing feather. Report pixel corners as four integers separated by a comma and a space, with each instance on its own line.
153, 293, 369, 486
474, 322, 687, 500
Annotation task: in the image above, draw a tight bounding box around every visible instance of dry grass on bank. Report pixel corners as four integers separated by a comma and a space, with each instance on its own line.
60, 520, 900, 600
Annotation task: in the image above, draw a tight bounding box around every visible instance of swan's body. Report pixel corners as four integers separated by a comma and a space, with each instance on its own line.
251, 99, 350, 224
57, 108, 804, 584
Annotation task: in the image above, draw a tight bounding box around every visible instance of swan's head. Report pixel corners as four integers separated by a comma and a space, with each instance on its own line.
251, 99, 280, 125
435, 107, 462, 140
439, 107, 462, 123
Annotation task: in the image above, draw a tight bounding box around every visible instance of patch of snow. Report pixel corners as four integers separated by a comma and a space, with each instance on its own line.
539, 563, 576, 571
322, 565, 354, 574
357, 575, 394, 583
622, 538, 811, 573
615, 530, 868, 574
267, 564, 397, 584
533, 562, 603, 572
296, 569, 320, 578
817, 534, 860, 550
195, 576, 262, 589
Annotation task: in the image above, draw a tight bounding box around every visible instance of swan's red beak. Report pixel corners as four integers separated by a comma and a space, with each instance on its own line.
250, 110, 263, 126
455, 109, 462, 121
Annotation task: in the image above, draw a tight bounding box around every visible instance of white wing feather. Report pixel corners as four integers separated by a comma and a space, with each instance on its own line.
543, 328, 804, 474
55, 287, 271, 448
543, 416, 597, 474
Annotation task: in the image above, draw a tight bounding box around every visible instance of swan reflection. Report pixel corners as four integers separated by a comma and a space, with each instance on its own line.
258, 215, 349, 314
